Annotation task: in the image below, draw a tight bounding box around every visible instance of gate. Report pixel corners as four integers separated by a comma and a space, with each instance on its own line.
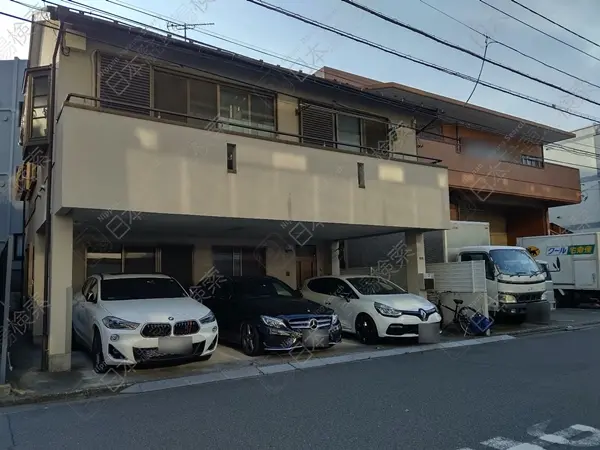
0, 235, 14, 385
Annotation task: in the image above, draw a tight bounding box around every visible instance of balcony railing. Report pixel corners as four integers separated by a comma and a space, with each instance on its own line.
60, 93, 443, 166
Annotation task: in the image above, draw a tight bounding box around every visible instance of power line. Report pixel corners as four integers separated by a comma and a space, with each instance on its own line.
340, 0, 600, 109
478, 0, 600, 65
30, 0, 582, 137
244, 0, 600, 124
418, 0, 600, 92
6, 3, 600, 170
508, 0, 600, 50
97, 0, 600, 158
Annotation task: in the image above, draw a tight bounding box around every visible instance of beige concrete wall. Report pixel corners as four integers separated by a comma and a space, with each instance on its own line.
47, 215, 73, 372
405, 231, 427, 297
56, 105, 450, 229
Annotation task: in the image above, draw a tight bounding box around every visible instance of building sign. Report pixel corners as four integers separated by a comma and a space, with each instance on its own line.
546, 246, 568, 256
568, 245, 595, 255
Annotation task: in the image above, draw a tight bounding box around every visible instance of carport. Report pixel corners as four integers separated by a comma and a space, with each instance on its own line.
27, 209, 431, 371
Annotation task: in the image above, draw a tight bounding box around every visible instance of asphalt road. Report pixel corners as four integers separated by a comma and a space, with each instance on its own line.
2, 327, 600, 449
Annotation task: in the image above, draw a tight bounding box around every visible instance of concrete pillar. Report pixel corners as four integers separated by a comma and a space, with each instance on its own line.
331, 241, 340, 276
47, 215, 73, 372
405, 231, 427, 297
31, 233, 45, 342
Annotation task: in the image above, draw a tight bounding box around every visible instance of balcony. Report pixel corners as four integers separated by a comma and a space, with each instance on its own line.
53, 95, 451, 230
418, 139, 581, 206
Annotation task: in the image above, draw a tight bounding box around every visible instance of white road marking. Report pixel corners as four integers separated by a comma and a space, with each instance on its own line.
480, 437, 544, 449
528, 421, 600, 447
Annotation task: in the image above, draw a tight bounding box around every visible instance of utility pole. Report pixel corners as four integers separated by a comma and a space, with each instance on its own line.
166, 22, 215, 39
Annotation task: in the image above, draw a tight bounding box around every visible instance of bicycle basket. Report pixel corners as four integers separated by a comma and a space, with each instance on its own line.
468, 313, 493, 335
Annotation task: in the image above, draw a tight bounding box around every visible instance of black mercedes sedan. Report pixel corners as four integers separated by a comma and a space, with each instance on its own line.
195, 276, 342, 356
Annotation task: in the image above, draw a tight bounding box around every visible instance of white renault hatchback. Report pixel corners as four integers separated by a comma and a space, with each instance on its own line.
72, 273, 219, 373
302, 275, 441, 344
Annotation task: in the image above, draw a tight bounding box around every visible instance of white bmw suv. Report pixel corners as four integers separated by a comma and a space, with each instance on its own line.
302, 275, 441, 344
72, 273, 218, 373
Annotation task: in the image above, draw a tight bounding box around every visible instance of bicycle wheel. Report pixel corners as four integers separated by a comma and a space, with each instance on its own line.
457, 306, 478, 336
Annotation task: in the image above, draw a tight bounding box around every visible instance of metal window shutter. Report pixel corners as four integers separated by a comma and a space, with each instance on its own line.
300, 105, 335, 147
98, 53, 151, 115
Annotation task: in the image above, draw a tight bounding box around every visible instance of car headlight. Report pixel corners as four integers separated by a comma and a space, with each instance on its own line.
200, 312, 216, 324
374, 302, 403, 318
102, 316, 140, 330
498, 293, 517, 303
261, 315, 287, 329
331, 314, 339, 325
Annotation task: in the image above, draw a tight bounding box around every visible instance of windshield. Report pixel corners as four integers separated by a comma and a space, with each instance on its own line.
101, 277, 187, 301
489, 249, 541, 276
233, 278, 298, 299
347, 277, 406, 295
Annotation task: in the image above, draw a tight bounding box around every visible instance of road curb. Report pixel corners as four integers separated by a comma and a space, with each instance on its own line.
1, 334, 518, 406
504, 320, 600, 337
0, 383, 132, 408
120, 334, 516, 395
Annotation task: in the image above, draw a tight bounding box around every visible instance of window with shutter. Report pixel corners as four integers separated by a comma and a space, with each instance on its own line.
300, 105, 335, 147
97, 53, 151, 115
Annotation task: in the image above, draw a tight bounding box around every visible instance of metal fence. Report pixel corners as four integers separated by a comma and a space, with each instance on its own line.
0, 235, 14, 385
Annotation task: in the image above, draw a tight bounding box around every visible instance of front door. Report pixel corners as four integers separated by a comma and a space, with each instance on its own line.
296, 257, 316, 289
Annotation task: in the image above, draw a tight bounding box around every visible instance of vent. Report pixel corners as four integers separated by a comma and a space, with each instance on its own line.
98, 53, 151, 115
300, 104, 335, 147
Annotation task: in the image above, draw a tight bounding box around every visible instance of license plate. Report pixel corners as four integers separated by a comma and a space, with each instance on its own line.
157, 336, 193, 355
302, 329, 329, 349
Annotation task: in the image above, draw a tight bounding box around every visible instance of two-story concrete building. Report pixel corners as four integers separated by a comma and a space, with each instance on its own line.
316, 68, 581, 271
18, 7, 452, 371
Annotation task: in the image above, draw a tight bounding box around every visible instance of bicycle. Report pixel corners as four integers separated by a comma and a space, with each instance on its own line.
436, 297, 493, 336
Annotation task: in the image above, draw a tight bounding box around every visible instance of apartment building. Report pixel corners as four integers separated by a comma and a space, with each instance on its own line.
545, 125, 600, 233
0, 58, 27, 311
17, 7, 451, 371
315, 68, 581, 270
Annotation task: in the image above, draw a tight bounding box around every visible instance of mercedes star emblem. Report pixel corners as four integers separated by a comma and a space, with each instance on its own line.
419, 309, 427, 321
309, 319, 318, 330
168, 316, 174, 321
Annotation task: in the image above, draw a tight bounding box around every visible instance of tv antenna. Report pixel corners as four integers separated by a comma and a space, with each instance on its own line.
167, 22, 215, 39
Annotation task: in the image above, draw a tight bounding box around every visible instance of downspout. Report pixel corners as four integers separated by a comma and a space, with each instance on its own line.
41, 20, 66, 372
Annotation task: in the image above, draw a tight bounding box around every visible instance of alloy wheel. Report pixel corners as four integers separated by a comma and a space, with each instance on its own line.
242, 324, 255, 354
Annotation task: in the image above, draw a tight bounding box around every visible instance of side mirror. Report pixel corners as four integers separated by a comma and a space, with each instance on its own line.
294, 290, 303, 298
85, 291, 96, 303
340, 291, 352, 302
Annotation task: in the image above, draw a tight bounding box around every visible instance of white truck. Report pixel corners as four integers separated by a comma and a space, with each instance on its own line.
517, 233, 600, 308
425, 221, 547, 322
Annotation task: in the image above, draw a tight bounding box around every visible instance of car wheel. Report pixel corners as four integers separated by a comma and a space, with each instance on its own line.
241, 323, 263, 356
355, 314, 378, 345
92, 330, 109, 374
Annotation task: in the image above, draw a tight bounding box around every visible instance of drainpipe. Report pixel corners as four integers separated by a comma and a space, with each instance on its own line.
41, 21, 65, 372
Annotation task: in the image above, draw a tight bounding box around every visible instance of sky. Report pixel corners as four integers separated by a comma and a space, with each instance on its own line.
1, 0, 600, 133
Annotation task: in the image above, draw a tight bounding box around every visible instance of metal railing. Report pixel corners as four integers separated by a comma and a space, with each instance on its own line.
61, 93, 443, 166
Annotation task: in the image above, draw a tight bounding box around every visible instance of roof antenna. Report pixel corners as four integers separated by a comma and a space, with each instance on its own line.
166, 22, 215, 39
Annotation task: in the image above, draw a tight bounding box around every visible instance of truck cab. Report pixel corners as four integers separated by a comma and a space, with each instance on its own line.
455, 245, 547, 322
536, 260, 555, 310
